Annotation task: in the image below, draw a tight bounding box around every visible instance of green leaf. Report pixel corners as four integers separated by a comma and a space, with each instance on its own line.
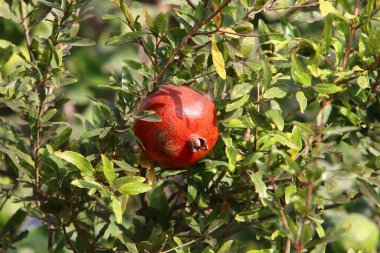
38, 0, 61, 8
241, 37, 255, 57
58, 37, 96, 46
305, 224, 351, 249
291, 126, 302, 150
225, 95, 249, 112
242, 152, 263, 165
357, 74, 369, 89
41, 109, 57, 124
262, 60, 272, 91
49, 127, 71, 150
187, 183, 197, 204
0, 45, 14, 67
101, 155, 116, 186
0, 145, 34, 167
152, 12, 167, 35
0, 209, 27, 239
263, 87, 287, 99
316, 104, 332, 126
217, 240, 234, 253
111, 195, 124, 224
321, 14, 334, 53
285, 184, 297, 205
224, 116, 255, 128
113, 176, 146, 189
247, 249, 277, 253
54, 151, 95, 177
226, 146, 238, 173
105, 32, 145, 46
291, 55, 311, 87
0, 5, 19, 22
231, 83, 252, 100
337, 106, 361, 126
133, 110, 162, 122
71, 179, 102, 190
296, 91, 307, 113
265, 109, 284, 131
79, 127, 111, 141
119, 182, 151, 195
250, 109, 272, 130
356, 178, 380, 207
270, 133, 300, 150
211, 35, 226, 80
249, 172, 268, 205
235, 21, 254, 34
314, 83, 342, 94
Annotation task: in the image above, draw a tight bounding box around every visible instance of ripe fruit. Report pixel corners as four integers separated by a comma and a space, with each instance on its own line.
133, 85, 219, 168
331, 213, 379, 253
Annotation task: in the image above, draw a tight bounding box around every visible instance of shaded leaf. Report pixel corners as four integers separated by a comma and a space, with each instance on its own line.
265, 109, 284, 131
105, 32, 145, 46
58, 37, 96, 46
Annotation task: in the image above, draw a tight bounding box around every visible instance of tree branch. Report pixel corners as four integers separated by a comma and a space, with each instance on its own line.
161, 223, 224, 253
152, 0, 232, 85
19, 0, 34, 61
341, 0, 360, 68
185, 0, 196, 10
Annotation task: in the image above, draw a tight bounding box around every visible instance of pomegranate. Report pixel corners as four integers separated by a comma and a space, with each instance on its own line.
133, 85, 219, 168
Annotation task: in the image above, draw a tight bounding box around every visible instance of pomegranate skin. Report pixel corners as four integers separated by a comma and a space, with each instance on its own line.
133, 85, 219, 168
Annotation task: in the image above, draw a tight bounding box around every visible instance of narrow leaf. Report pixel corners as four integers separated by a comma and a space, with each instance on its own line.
314, 83, 342, 94
296, 91, 307, 113
211, 35, 226, 80
249, 172, 268, 205
105, 32, 145, 46
119, 182, 152, 195
54, 151, 95, 177
71, 179, 102, 190
102, 155, 116, 186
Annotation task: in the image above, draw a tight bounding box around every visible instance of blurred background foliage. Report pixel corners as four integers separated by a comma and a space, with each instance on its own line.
0, 0, 379, 252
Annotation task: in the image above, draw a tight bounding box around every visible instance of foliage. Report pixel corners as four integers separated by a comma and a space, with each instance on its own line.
0, 0, 379, 252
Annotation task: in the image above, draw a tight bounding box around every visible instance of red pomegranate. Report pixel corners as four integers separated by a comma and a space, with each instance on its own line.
133, 85, 219, 168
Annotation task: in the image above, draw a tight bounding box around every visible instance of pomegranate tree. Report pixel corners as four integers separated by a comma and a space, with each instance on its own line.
133, 85, 219, 168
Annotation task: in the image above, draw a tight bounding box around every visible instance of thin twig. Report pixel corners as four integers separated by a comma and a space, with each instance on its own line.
161, 223, 224, 253
62, 225, 78, 253
295, 182, 314, 253
152, 0, 233, 85
185, 0, 196, 10
72, 217, 93, 253
19, 0, 34, 61
341, 0, 360, 68
268, 2, 320, 11
253, 49, 261, 152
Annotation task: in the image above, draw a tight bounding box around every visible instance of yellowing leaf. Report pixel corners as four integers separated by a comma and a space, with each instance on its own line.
147, 168, 155, 186
211, 2, 221, 26
219, 27, 239, 38
320, 1, 333, 17
144, 9, 153, 28
211, 35, 226, 80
